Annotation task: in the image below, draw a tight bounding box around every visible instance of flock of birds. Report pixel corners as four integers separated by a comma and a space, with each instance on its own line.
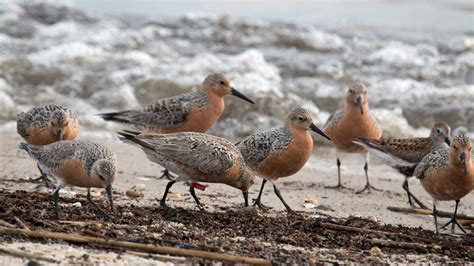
15, 73, 473, 235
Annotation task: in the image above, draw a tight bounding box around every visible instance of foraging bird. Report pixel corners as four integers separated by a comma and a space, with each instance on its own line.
236, 107, 331, 212
19, 141, 117, 220
353, 122, 451, 209
414, 134, 473, 234
99, 73, 254, 179
324, 82, 382, 193
17, 105, 80, 186
118, 130, 255, 209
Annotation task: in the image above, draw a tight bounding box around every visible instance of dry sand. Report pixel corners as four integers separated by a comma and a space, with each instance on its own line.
0, 129, 473, 264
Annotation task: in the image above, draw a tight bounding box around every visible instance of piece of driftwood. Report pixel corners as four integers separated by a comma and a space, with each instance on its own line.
0, 220, 15, 228
320, 222, 433, 243
0, 246, 59, 263
0, 226, 271, 265
387, 206, 474, 220
362, 238, 441, 250
14, 216, 30, 230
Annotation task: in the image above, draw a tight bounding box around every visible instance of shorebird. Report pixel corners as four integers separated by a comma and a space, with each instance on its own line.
117, 130, 255, 210
414, 134, 473, 234
19, 140, 117, 220
99, 73, 254, 179
17, 105, 80, 186
353, 122, 451, 209
236, 107, 331, 212
323, 82, 382, 193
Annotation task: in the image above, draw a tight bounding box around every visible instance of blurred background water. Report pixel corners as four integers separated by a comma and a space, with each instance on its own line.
1, 0, 473, 140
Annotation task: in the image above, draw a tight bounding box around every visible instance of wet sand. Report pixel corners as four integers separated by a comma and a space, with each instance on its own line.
0, 130, 473, 264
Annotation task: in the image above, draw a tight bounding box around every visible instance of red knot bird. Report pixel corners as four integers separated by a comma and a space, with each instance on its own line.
414, 133, 473, 234
236, 107, 331, 213
118, 130, 255, 210
100, 73, 254, 179
19, 140, 117, 220
323, 82, 382, 193
17, 105, 80, 186
353, 122, 451, 209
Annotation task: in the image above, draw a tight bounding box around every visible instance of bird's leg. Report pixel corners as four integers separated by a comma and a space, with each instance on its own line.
253, 179, 271, 209
356, 153, 382, 194
190, 186, 204, 211
30, 164, 54, 188
402, 178, 428, 209
440, 200, 466, 234
159, 180, 176, 207
272, 183, 293, 213
433, 201, 439, 235
158, 169, 178, 180
87, 188, 112, 220
325, 157, 352, 190
53, 185, 61, 220
242, 191, 249, 207
106, 185, 114, 212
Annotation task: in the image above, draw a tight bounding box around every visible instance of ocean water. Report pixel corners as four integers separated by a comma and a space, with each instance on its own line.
0, 1, 473, 140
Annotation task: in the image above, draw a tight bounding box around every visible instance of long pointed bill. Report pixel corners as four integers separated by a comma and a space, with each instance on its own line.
56, 130, 64, 141
310, 123, 331, 141
445, 137, 451, 146
231, 87, 255, 104
460, 152, 467, 175
356, 96, 364, 115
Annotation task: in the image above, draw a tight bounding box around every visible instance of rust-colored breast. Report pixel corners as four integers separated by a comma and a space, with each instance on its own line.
25, 126, 57, 145
175, 160, 243, 189
257, 130, 313, 180
161, 96, 224, 133
63, 125, 79, 140
55, 159, 104, 188
327, 112, 381, 153
421, 165, 473, 201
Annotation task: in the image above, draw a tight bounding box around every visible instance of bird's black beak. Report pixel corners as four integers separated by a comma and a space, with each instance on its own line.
310, 123, 331, 141
355, 96, 364, 115
56, 130, 64, 141
231, 87, 254, 104
459, 152, 467, 175
445, 137, 451, 146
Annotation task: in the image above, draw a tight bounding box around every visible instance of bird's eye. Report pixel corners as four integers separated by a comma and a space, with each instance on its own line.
436, 129, 441, 134
453, 146, 458, 150
98, 174, 106, 181
219, 80, 225, 85
349, 90, 354, 94
51, 121, 57, 127
298, 116, 304, 121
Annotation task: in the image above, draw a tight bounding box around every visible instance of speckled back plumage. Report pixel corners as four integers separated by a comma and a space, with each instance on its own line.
119, 131, 255, 190
236, 127, 293, 166
17, 105, 79, 139
103, 91, 209, 131
414, 149, 449, 180
19, 140, 116, 177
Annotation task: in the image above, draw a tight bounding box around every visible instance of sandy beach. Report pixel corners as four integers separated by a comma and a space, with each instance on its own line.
1, 129, 473, 264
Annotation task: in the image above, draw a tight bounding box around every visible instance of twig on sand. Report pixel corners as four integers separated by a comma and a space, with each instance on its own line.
0, 246, 59, 263
13, 216, 30, 230
358, 237, 442, 250
0, 220, 15, 228
387, 206, 474, 220
28, 216, 56, 229
320, 222, 433, 244
126, 250, 187, 263
0, 227, 271, 265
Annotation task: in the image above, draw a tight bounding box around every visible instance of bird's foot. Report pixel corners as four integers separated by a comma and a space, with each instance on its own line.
252, 199, 271, 210
324, 183, 353, 190
441, 218, 467, 234
355, 184, 382, 194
